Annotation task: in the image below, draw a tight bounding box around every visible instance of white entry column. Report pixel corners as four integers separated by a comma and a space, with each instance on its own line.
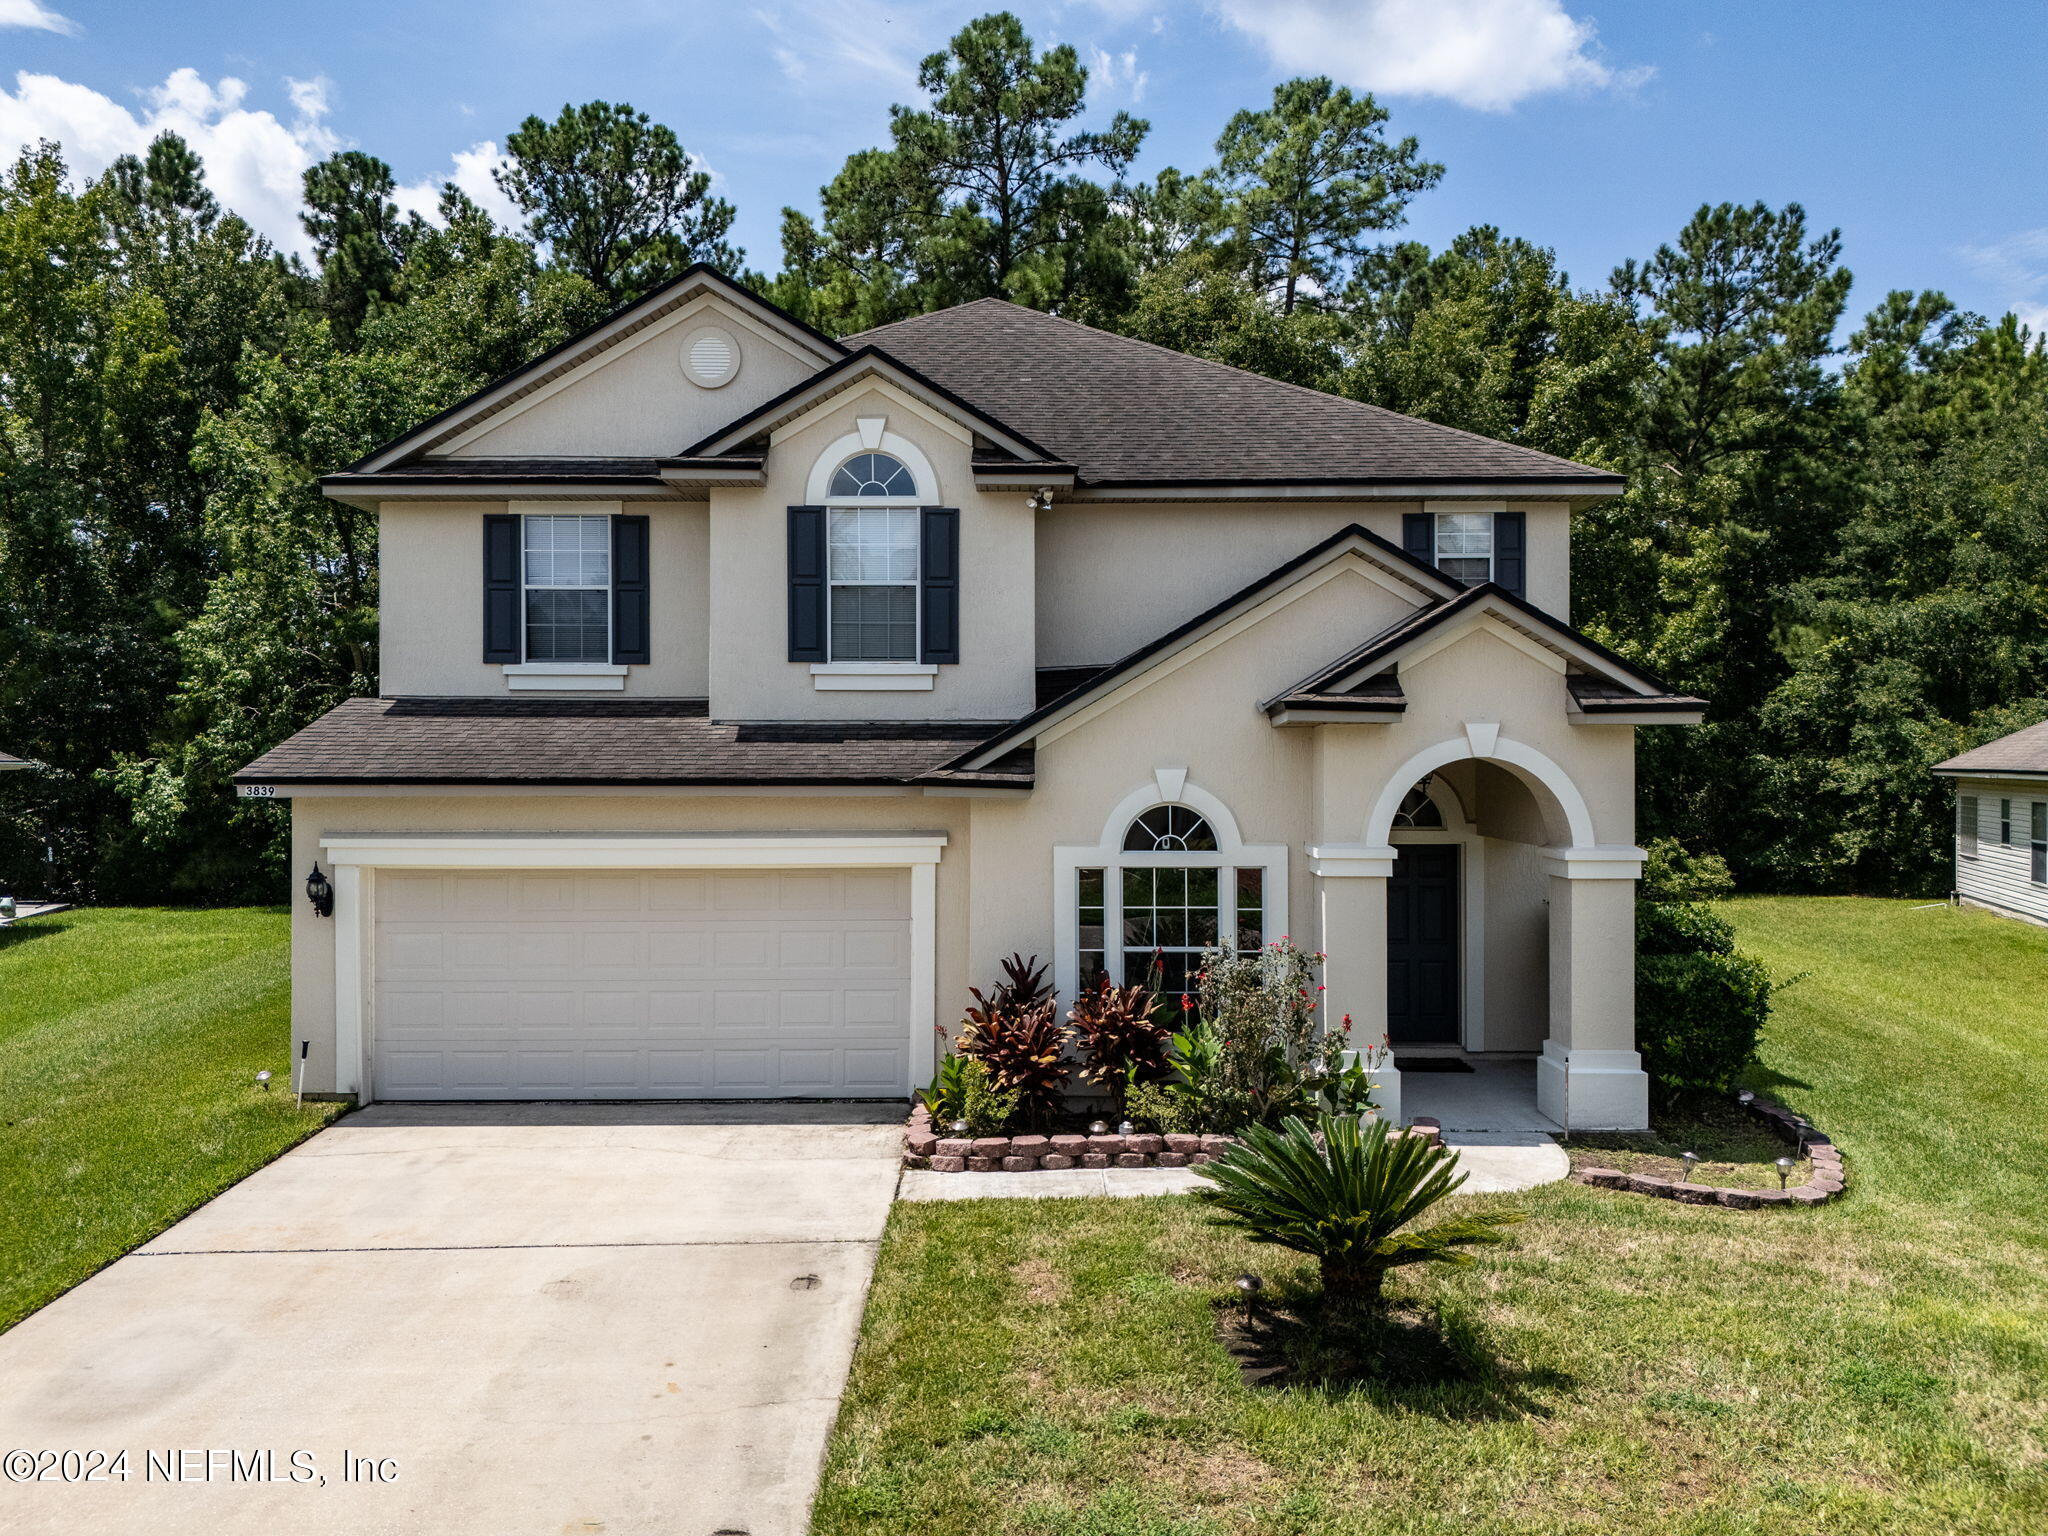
1309, 843, 1403, 1125
1537, 845, 1650, 1131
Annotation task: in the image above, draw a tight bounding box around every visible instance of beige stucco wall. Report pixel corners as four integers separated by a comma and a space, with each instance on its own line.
1034, 499, 1573, 665
963, 557, 1425, 986
440, 294, 826, 459
289, 791, 972, 1096
378, 501, 711, 697
1482, 836, 1552, 1051
297, 542, 1637, 1098
706, 381, 1038, 720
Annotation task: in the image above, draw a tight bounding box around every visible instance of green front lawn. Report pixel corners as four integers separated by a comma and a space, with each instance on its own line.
814, 898, 2048, 1536
0, 908, 341, 1331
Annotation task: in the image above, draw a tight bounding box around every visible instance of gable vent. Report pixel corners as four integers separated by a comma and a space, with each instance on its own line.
682, 326, 740, 388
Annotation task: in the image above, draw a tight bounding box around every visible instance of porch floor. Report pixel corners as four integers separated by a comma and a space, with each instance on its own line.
1403, 1058, 1563, 1134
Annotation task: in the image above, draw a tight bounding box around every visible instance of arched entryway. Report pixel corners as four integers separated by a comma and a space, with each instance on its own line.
1311, 728, 1649, 1131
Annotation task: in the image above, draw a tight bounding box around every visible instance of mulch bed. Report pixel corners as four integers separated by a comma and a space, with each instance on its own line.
1571, 1093, 1846, 1209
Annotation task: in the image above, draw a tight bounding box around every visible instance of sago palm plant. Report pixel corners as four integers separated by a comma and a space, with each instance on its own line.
1195, 1113, 1522, 1308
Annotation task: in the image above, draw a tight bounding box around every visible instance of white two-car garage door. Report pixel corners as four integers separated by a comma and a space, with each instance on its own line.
371, 867, 911, 1098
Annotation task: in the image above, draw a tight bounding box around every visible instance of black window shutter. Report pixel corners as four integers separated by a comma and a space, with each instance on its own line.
1493, 511, 1526, 598
1402, 512, 1434, 567
482, 513, 522, 663
611, 514, 650, 665
788, 506, 828, 663
920, 506, 960, 665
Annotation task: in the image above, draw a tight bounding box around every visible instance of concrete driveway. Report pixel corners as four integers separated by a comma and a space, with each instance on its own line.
0, 1103, 904, 1536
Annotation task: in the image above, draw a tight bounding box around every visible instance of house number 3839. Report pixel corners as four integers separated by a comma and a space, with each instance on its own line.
237, 784, 278, 798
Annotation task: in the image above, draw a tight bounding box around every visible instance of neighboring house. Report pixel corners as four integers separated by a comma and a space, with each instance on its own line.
237, 268, 1703, 1129
0, 750, 33, 772
1934, 721, 2048, 926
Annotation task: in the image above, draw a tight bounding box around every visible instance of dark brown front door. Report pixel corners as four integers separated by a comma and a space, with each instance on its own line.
1388, 844, 1459, 1045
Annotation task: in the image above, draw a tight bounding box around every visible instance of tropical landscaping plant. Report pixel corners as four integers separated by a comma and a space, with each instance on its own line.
1124, 1015, 1228, 1132
1194, 1112, 1522, 1308
954, 953, 1068, 1129
1065, 972, 1172, 1112
918, 1051, 970, 1124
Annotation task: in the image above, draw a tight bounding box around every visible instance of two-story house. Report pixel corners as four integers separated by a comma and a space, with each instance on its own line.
239, 268, 1703, 1129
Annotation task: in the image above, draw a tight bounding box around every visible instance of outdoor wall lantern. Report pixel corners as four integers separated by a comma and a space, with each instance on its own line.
304, 862, 334, 918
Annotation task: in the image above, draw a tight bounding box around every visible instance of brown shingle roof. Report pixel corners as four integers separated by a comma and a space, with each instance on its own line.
1933, 719, 2048, 777
236, 698, 1027, 788
845, 299, 1621, 490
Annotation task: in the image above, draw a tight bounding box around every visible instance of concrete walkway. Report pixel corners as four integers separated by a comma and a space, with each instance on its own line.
0, 1102, 904, 1536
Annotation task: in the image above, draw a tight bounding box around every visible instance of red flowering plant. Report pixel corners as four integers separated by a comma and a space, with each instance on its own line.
1191, 937, 1376, 1128
954, 953, 1068, 1130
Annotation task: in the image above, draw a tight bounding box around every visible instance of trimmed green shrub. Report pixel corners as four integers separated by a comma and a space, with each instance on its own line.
1636, 897, 1774, 1097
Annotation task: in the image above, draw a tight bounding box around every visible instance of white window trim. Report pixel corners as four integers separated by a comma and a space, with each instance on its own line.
319, 832, 947, 1104
809, 661, 936, 691
808, 424, 938, 688
1051, 773, 1288, 1004
1433, 508, 1496, 586
502, 662, 627, 692
511, 505, 618, 679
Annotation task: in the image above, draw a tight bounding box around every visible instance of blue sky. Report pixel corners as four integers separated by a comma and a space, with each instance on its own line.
4, 0, 2046, 332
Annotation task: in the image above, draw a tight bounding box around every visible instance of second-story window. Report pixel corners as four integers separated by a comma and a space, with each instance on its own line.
1434, 512, 1494, 586
523, 514, 611, 662
828, 453, 919, 662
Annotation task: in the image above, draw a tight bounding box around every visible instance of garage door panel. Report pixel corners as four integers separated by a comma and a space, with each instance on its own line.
372, 867, 913, 1098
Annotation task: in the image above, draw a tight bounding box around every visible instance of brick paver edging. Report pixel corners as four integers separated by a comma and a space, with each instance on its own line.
1571, 1094, 1846, 1209
902, 1104, 1443, 1172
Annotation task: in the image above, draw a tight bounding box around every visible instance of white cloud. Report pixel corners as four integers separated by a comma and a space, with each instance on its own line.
393, 140, 522, 230
1959, 229, 2048, 334
0, 0, 78, 35
0, 67, 338, 252
1204, 0, 1646, 112
752, 0, 921, 94
1088, 45, 1148, 104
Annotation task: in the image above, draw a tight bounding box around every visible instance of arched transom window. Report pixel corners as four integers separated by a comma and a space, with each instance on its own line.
1078, 804, 1263, 997
829, 452, 918, 498
1392, 784, 1445, 829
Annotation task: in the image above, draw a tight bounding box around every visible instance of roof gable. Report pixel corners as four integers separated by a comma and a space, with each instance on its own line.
846, 299, 1625, 493
1261, 583, 1699, 717
680, 345, 1064, 468
352, 265, 845, 473
941, 523, 1461, 771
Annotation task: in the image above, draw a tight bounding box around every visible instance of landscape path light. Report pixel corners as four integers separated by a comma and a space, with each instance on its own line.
1775, 1156, 1795, 1189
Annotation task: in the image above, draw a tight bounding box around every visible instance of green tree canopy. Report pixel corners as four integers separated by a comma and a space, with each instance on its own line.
496, 100, 740, 304
1212, 76, 1442, 314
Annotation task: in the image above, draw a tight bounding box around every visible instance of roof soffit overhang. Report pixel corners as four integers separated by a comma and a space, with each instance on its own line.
348, 266, 846, 475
